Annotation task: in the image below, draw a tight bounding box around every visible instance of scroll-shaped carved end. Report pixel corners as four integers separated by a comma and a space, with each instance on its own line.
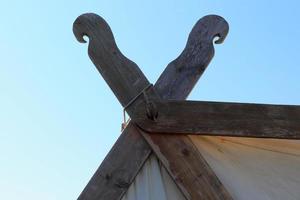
73, 13, 115, 44
190, 15, 229, 45
209, 15, 229, 44
73, 13, 150, 108
73, 13, 92, 43
155, 15, 229, 100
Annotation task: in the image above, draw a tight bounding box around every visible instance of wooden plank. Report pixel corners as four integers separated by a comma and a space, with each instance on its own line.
142, 132, 232, 200
155, 15, 228, 100
74, 13, 153, 200
78, 124, 152, 200
141, 15, 232, 200
73, 13, 150, 108
134, 100, 300, 139
74, 13, 232, 200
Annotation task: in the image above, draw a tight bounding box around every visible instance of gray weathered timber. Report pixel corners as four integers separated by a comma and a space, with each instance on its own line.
73, 13, 150, 108
142, 132, 232, 200
140, 16, 232, 200
74, 13, 232, 200
155, 15, 229, 100
134, 100, 300, 139
74, 13, 153, 200
74, 13, 158, 119
78, 124, 151, 200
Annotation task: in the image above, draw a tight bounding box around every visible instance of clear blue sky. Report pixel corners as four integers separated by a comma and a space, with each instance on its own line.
1, 1, 300, 199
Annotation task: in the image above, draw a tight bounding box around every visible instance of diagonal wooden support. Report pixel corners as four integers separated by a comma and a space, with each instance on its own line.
133, 100, 300, 139
73, 13, 231, 200
74, 14, 152, 200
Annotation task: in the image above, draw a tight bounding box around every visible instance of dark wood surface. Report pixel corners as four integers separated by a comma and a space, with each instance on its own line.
74, 13, 232, 200
77, 124, 151, 200
73, 13, 150, 108
135, 100, 300, 139
74, 13, 153, 200
155, 15, 229, 100
73, 13, 159, 119
142, 132, 233, 200
141, 15, 232, 200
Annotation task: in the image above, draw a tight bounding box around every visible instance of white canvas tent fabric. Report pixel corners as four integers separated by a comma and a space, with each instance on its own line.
122, 154, 185, 200
189, 136, 300, 200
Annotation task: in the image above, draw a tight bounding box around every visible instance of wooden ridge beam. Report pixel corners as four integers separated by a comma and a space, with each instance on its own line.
134, 100, 300, 139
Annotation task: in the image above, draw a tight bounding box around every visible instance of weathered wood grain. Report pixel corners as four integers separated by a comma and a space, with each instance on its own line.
74, 13, 153, 200
78, 124, 151, 200
140, 15, 232, 200
73, 13, 150, 108
74, 13, 232, 200
142, 132, 232, 200
134, 100, 300, 139
155, 15, 229, 100
73, 13, 159, 119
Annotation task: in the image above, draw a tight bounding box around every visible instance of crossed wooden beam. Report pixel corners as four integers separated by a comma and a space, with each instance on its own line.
73, 13, 300, 200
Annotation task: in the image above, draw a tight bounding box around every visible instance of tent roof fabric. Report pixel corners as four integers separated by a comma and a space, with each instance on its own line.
122, 136, 300, 200
122, 154, 185, 200
190, 136, 300, 200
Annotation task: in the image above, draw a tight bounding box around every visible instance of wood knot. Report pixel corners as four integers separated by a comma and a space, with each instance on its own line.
177, 65, 184, 72
105, 173, 111, 180
181, 148, 190, 156
146, 101, 158, 121
197, 173, 203, 178
114, 179, 130, 188
175, 176, 183, 184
